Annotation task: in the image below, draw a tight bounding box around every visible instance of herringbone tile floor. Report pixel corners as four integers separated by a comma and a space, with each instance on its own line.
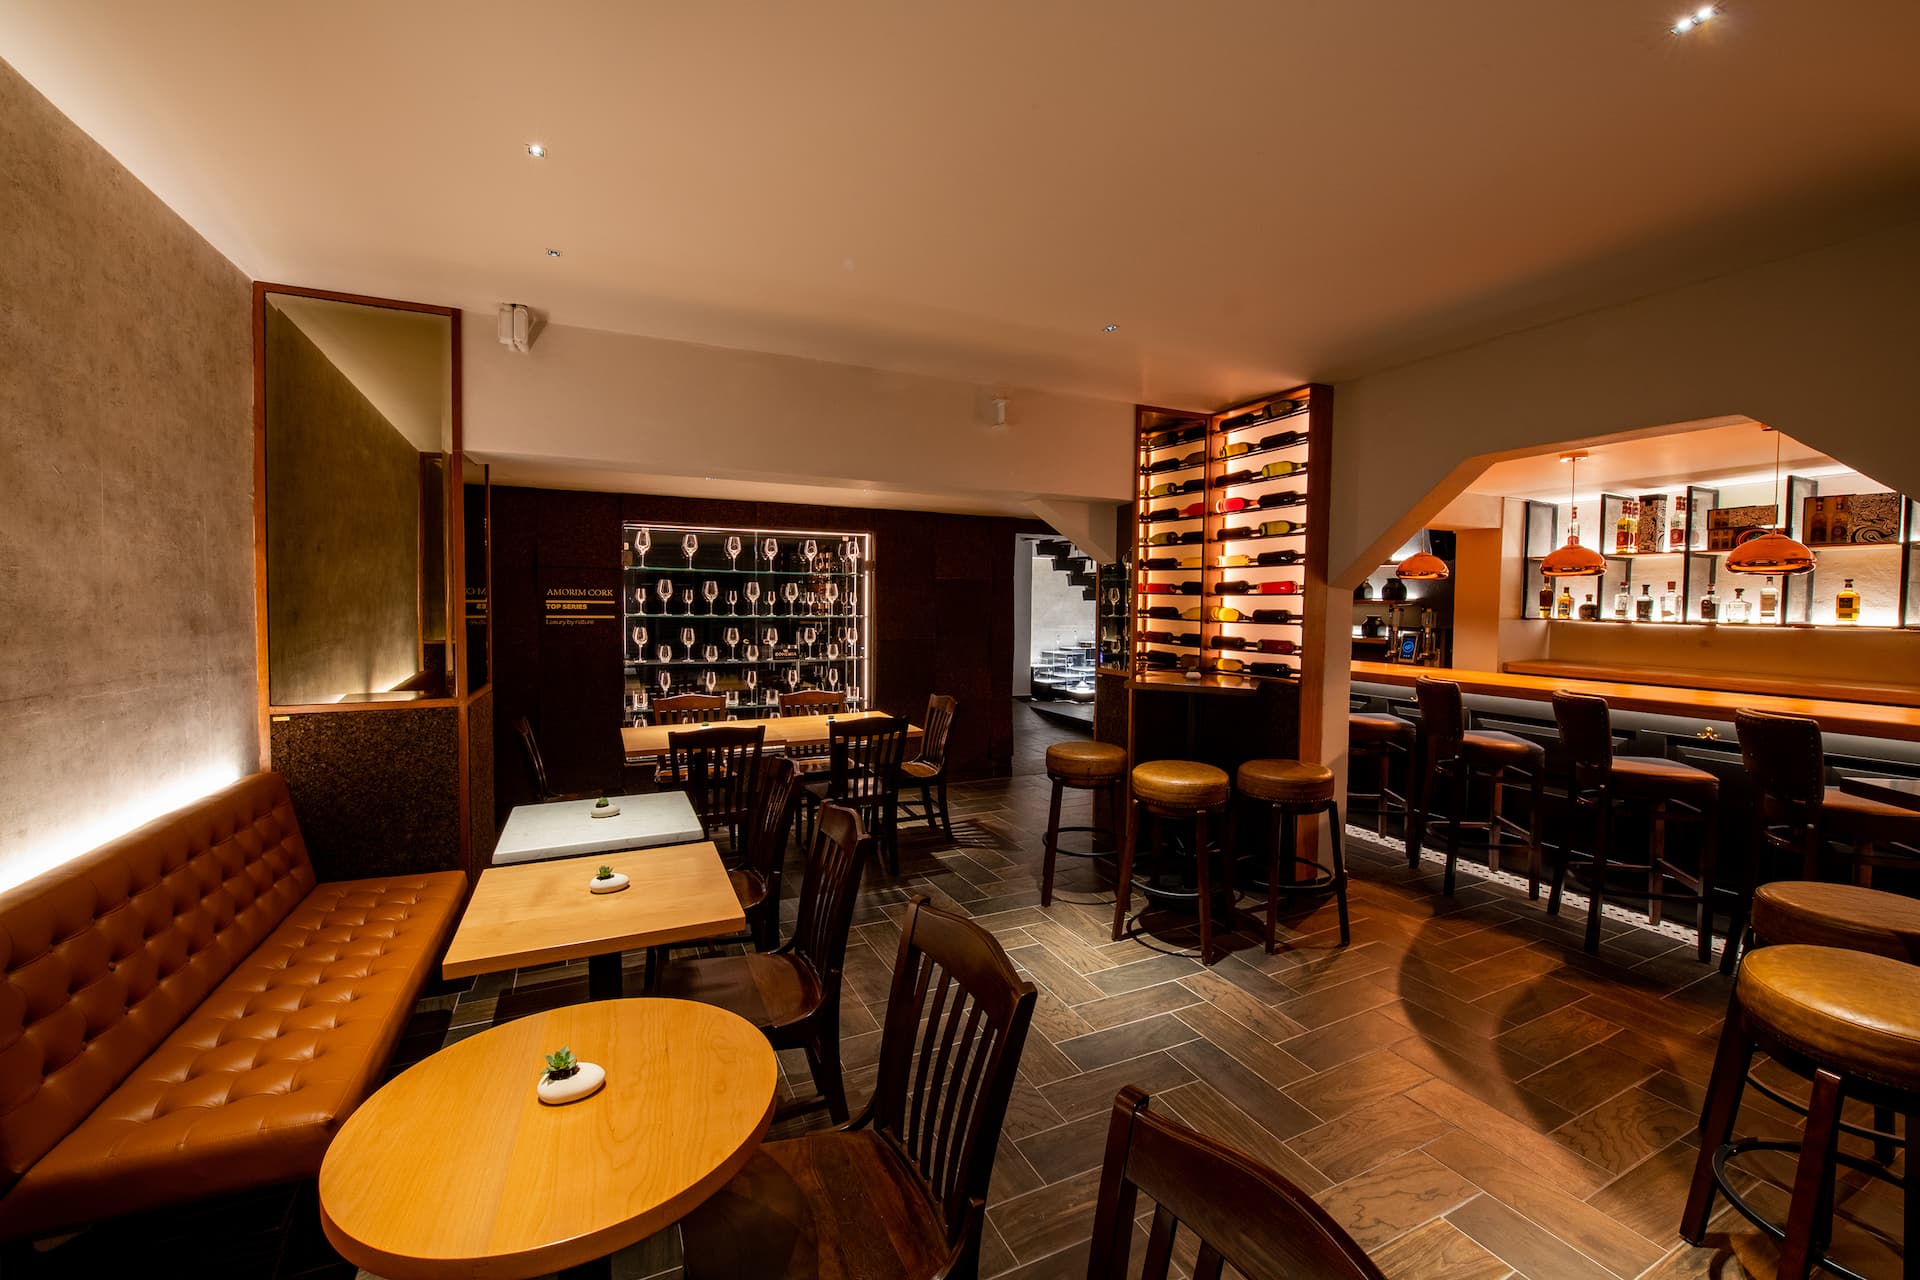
408, 706, 1904, 1280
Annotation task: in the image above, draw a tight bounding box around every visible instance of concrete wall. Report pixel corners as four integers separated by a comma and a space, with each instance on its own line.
1028, 555, 1093, 662
264, 306, 425, 704
0, 57, 255, 889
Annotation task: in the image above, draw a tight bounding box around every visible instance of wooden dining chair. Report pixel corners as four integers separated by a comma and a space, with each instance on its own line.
512, 715, 597, 803
650, 801, 875, 1122
896, 694, 958, 839
665, 723, 765, 845
799, 714, 910, 873
735, 755, 804, 951
778, 689, 846, 716
1087, 1087, 1387, 1280
678, 896, 1036, 1280
652, 692, 726, 726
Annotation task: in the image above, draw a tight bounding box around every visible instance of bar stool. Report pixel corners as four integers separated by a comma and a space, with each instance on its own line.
1236, 759, 1350, 948
1113, 760, 1231, 965
1040, 740, 1128, 906
1680, 944, 1920, 1280
1411, 678, 1545, 897
1731, 708, 1920, 970
1548, 691, 1721, 959
1347, 712, 1416, 837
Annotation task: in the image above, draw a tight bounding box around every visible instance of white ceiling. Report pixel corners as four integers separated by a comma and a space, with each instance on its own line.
6, 2, 1920, 409
1465, 420, 1847, 503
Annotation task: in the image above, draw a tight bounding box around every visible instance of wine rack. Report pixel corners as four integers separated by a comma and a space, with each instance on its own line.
1131, 387, 1326, 687
620, 522, 873, 725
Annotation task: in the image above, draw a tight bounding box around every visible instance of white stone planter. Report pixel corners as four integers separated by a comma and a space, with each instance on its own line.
589, 872, 630, 894
536, 1062, 606, 1105
589, 803, 621, 819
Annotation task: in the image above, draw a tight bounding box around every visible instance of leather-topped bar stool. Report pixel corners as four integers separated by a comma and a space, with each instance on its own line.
1548, 691, 1722, 959
1041, 740, 1129, 906
1113, 760, 1231, 965
1411, 677, 1545, 897
1236, 759, 1350, 948
1347, 712, 1416, 837
1681, 945, 1920, 1280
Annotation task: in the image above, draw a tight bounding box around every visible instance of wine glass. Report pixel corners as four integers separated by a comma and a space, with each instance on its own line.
703, 580, 719, 614
726, 535, 742, 569
656, 578, 673, 614
703, 643, 718, 666
744, 581, 761, 615
631, 624, 647, 656
761, 536, 778, 564
656, 643, 672, 665
823, 582, 839, 613
763, 626, 778, 650
803, 538, 818, 571
745, 643, 760, 663
681, 532, 699, 568
657, 670, 672, 697
725, 626, 740, 659
680, 626, 695, 661
827, 641, 840, 661
802, 626, 818, 657
634, 586, 647, 611
844, 626, 859, 651
783, 582, 800, 612
744, 668, 758, 702
634, 527, 651, 567
785, 667, 801, 691
679, 588, 694, 614
702, 669, 717, 695
726, 590, 737, 615
826, 668, 842, 691
847, 541, 862, 568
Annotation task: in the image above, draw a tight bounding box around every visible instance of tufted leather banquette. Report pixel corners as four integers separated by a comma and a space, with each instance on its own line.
0, 772, 465, 1239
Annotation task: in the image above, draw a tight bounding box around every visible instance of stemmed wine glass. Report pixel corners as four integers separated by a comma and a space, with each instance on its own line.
679, 588, 695, 614
823, 582, 839, 614
847, 540, 862, 571
703, 580, 719, 614
703, 643, 719, 666
726, 536, 742, 569
725, 626, 740, 659
635, 586, 648, 612
634, 527, 651, 567
701, 669, 718, 695
744, 668, 758, 703
783, 582, 800, 613
761, 536, 778, 565
826, 668, 842, 692
827, 641, 840, 661
802, 626, 818, 658
744, 581, 761, 616
843, 626, 859, 653
656, 670, 672, 698
656, 643, 673, 666
785, 667, 801, 692
726, 590, 737, 615
680, 626, 695, 661
631, 625, 647, 657
681, 533, 699, 569
803, 538, 818, 572
656, 578, 673, 614
763, 626, 778, 651
745, 642, 760, 664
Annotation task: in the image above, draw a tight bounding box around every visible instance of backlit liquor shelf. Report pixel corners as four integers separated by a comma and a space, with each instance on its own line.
1130, 389, 1323, 684
619, 522, 873, 725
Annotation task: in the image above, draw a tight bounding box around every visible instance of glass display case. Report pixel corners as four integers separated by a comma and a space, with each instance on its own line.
619, 522, 873, 725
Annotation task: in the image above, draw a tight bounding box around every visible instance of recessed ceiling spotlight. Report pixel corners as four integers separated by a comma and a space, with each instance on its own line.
1671, 5, 1716, 33
1103, 324, 1119, 333
526, 143, 547, 158
545, 248, 562, 258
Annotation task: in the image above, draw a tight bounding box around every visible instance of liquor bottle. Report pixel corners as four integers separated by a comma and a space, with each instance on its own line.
1260, 459, 1302, 479
1555, 586, 1573, 618
1257, 490, 1307, 509
1612, 584, 1630, 619
1258, 519, 1299, 537
1699, 586, 1718, 621
1249, 608, 1299, 624
1537, 584, 1553, 619
1659, 580, 1679, 621
1206, 606, 1242, 622
1836, 578, 1860, 622
1759, 576, 1779, 622
1671, 494, 1689, 550
1218, 441, 1251, 460
1828, 496, 1851, 544
1257, 550, 1303, 567
1635, 583, 1654, 621
1808, 503, 1827, 545
1258, 428, 1308, 452
1615, 508, 1633, 554
1725, 587, 1751, 623
1578, 593, 1599, 621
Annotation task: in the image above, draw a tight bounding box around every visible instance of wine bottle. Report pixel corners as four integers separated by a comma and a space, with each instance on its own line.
1145, 531, 1180, 546
1250, 608, 1299, 624
1221, 409, 1265, 431
1260, 638, 1298, 655
1215, 580, 1254, 595
1208, 635, 1250, 650
1216, 469, 1257, 487
1217, 554, 1252, 568
1179, 607, 1204, 621
1140, 557, 1182, 570
1206, 606, 1242, 622
1179, 501, 1206, 518
1217, 525, 1257, 541
1146, 606, 1181, 619
1257, 490, 1307, 509
1177, 477, 1206, 494
1258, 428, 1308, 452
1214, 497, 1250, 514
1143, 457, 1183, 475
1212, 657, 1247, 673
1177, 581, 1202, 595
1836, 578, 1860, 622
1256, 549, 1303, 567
1145, 506, 1179, 522
1260, 459, 1302, 479
1248, 661, 1295, 677
1138, 582, 1173, 595
1179, 449, 1207, 468
1146, 481, 1181, 498
1175, 530, 1204, 544
1218, 441, 1251, 460
1258, 580, 1300, 595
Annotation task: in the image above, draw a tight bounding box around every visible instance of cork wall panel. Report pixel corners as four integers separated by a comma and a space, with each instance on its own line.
0, 58, 255, 884
269, 707, 461, 880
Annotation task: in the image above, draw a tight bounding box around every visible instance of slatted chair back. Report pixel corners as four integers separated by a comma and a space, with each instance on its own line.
653, 693, 726, 726
868, 897, 1036, 1267
779, 690, 845, 716
1552, 691, 1615, 790
1087, 1086, 1387, 1280
914, 695, 958, 771
515, 716, 556, 800
1736, 708, 1827, 823
827, 714, 909, 802
666, 724, 765, 837
788, 802, 875, 996
1414, 677, 1466, 760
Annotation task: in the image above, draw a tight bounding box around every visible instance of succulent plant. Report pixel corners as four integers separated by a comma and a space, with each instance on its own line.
596, 865, 614, 880
595, 795, 610, 808
544, 1046, 577, 1078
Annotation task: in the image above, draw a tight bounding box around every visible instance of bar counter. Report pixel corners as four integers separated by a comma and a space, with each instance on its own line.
1350, 661, 1920, 743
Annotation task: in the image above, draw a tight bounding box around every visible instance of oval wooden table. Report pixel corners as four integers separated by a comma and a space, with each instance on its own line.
318, 998, 777, 1279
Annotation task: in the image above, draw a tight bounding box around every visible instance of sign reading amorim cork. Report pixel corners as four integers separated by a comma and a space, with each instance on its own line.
543, 585, 617, 627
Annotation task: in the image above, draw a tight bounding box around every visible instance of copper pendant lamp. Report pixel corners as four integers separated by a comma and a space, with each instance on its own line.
1396, 545, 1450, 580
1725, 426, 1816, 576
1540, 452, 1607, 578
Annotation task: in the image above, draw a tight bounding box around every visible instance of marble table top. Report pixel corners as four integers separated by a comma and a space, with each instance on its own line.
492, 792, 705, 865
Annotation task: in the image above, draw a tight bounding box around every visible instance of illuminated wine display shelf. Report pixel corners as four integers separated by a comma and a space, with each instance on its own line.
619, 523, 874, 724
1130, 389, 1326, 685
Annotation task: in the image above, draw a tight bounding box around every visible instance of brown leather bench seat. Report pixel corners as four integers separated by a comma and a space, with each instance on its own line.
0, 772, 465, 1240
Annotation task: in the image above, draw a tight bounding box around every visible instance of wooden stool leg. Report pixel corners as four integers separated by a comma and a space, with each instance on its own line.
1112, 799, 1141, 941
1905, 1108, 1919, 1269
1487, 771, 1506, 875
1525, 765, 1543, 901
1266, 803, 1284, 955
1194, 808, 1216, 966
1409, 749, 1431, 867
1444, 763, 1466, 896
1041, 777, 1065, 907
1696, 802, 1719, 965
1871, 1104, 1896, 1167
1647, 804, 1669, 927
1777, 1067, 1845, 1280
1681, 1004, 1756, 1241
1584, 796, 1611, 953
1329, 800, 1351, 947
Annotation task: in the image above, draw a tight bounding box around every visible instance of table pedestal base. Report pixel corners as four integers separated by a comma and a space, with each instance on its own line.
588, 953, 625, 1001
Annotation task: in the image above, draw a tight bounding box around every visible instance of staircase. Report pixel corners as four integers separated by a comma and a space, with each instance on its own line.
1035, 538, 1097, 600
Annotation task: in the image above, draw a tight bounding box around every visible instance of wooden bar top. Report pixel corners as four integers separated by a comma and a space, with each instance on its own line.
1503, 660, 1920, 710
1350, 661, 1920, 743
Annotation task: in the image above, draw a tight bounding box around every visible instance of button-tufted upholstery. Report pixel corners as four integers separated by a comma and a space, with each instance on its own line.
0, 772, 464, 1238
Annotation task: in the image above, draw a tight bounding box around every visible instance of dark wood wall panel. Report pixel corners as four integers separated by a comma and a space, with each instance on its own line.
490, 485, 1043, 816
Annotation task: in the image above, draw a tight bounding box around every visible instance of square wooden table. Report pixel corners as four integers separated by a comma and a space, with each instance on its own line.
621, 711, 921, 763
443, 841, 744, 1000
